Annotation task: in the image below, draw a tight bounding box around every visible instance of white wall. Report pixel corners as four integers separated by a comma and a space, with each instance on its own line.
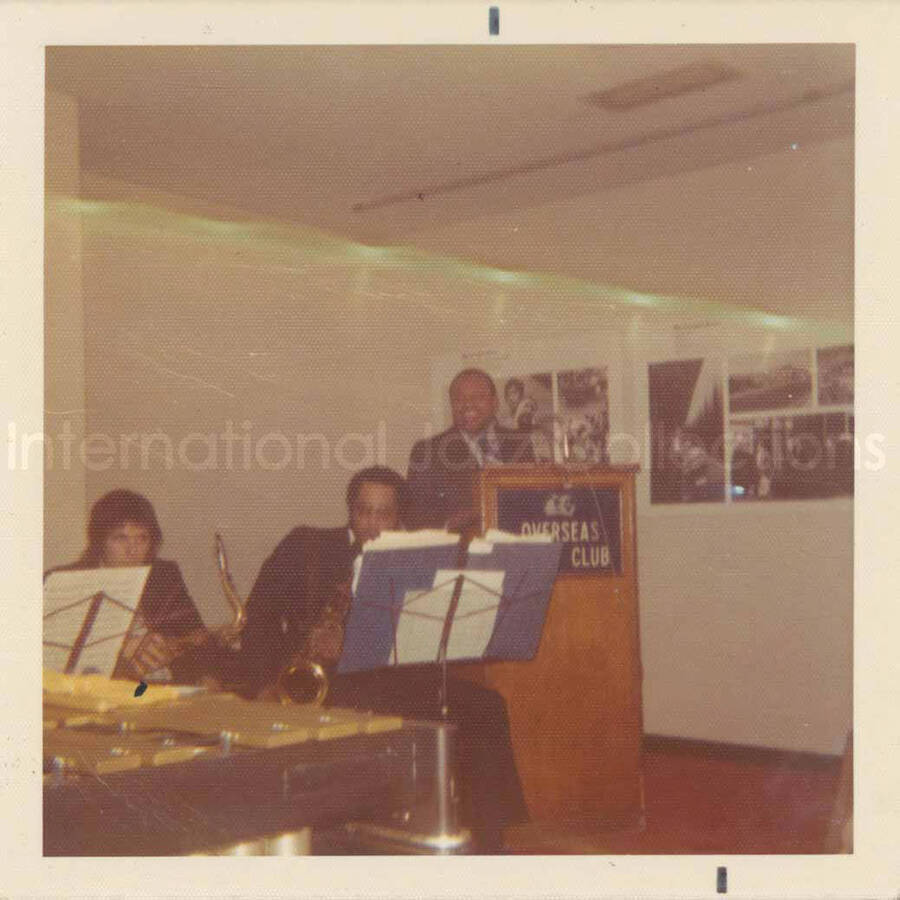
44, 90, 86, 569
634, 326, 852, 754
638, 505, 851, 753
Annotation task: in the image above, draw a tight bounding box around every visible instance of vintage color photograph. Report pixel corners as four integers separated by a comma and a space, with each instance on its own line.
39, 42, 855, 862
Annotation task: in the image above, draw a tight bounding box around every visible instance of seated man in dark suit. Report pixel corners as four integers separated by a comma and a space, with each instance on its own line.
407, 368, 534, 531
238, 466, 527, 850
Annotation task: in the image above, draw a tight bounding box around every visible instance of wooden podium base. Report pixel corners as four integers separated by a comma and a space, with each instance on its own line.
462, 464, 645, 826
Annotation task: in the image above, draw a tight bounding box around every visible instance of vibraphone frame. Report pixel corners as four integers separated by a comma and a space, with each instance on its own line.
44, 718, 468, 856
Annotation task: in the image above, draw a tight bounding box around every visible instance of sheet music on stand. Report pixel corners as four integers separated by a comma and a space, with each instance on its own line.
338, 529, 562, 676
43, 566, 151, 676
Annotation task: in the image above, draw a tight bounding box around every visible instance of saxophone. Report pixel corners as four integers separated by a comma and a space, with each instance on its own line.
214, 532, 339, 706
214, 532, 247, 647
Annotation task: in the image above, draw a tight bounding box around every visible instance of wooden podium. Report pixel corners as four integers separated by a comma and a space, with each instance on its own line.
454, 464, 644, 828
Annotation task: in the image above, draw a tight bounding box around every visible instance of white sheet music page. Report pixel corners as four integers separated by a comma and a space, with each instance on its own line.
363, 529, 460, 552
395, 582, 454, 665
42, 566, 151, 675
441, 569, 505, 661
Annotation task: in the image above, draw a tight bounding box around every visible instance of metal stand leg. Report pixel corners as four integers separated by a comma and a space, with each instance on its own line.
345, 723, 472, 854
440, 656, 450, 721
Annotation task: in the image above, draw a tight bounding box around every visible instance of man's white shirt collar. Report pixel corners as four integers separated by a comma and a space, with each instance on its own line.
349, 528, 363, 596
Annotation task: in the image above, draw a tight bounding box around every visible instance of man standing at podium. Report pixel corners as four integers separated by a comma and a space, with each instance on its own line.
407, 369, 534, 531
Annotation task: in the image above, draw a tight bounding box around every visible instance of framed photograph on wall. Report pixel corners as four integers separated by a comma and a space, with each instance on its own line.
817, 345, 854, 406
725, 345, 853, 501
728, 348, 813, 413
556, 366, 610, 464
648, 358, 725, 504
729, 412, 854, 501
496, 372, 555, 461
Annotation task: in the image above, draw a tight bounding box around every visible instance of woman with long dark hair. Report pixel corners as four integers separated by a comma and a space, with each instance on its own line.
49, 489, 230, 685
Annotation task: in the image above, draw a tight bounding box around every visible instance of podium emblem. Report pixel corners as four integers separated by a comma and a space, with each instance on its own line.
543, 493, 576, 517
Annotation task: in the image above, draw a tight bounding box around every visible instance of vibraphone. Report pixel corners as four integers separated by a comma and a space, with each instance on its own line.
43, 678, 469, 856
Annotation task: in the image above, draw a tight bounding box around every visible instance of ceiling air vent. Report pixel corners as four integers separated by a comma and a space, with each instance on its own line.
585, 59, 741, 111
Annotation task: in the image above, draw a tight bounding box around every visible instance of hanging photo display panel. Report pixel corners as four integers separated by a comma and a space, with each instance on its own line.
648, 358, 726, 504
648, 344, 854, 505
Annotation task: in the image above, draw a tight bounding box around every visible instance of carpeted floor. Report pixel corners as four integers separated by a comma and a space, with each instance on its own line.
504, 736, 846, 855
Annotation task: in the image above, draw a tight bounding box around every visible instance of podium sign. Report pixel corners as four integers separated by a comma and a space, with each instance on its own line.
495, 486, 622, 575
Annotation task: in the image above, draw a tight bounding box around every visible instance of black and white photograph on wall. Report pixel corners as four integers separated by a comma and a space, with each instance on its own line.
728, 348, 813, 413
729, 412, 854, 501
496, 372, 555, 462
648, 358, 725, 504
556, 367, 610, 464
817, 345, 854, 406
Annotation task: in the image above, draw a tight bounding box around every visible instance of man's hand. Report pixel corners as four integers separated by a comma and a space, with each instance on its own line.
444, 506, 480, 533
303, 620, 344, 664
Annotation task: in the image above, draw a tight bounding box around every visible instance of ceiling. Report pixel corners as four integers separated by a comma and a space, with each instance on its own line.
46, 44, 854, 314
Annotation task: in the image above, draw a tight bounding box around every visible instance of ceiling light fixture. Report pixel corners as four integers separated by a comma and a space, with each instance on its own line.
584, 59, 742, 111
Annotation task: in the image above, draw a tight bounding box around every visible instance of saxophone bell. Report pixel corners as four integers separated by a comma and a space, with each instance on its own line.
276, 659, 329, 706
274, 587, 350, 707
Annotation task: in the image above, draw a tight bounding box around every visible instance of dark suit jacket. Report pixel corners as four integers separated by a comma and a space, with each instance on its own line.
239, 525, 355, 694
406, 423, 534, 529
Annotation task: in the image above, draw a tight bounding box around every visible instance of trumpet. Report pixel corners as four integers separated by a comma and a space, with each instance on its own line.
214, 532, 335, 706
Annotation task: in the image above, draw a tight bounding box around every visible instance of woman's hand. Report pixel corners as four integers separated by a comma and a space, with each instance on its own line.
121, 627, 209, 678
198, 675, 224, 693
122, 631, 180, 677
